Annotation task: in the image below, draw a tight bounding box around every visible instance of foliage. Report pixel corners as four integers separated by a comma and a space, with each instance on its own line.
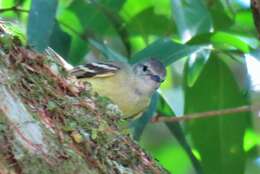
0, 0, 260, 173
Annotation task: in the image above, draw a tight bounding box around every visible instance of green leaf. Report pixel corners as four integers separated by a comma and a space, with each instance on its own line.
157, 94, 203, 174
0, 0, 17, 18
126, 7, 176, 36
1, 0, 16, 7
68, 0, 131, 57
207, 1, 233, 30
243, 129, 260, 152
68, 0, 124, 35
98, 0, 125, 12
68, 35, 88, 65
184, 53, 249, 174
131, 38, 201, 65
149, 144, 194, 174
186, 33, 213, 45
56, 9, 87, 64
219, 0, 250, 17
120, 0, 154, 20
49, 22, 71, 59
27, 0, 58, 52
186, 49, 211, 87
188, 32, 251, 53
171, 0, 212, 41
120, 0, 171, 21
210, 32, 251, 53
57, 8, 84, 34
89, 39, 127, 62
231, 10, 256, 35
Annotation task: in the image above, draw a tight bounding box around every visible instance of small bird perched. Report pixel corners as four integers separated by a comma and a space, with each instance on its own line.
70, 59, 166, 118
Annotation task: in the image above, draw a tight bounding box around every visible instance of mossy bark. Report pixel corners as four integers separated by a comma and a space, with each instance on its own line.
0, 23, 168, 174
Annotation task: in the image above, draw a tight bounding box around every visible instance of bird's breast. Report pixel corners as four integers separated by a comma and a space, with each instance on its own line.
86, 72, 149, 117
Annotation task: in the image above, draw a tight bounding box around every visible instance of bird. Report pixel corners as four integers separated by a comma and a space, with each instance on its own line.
70, 59, 166, 119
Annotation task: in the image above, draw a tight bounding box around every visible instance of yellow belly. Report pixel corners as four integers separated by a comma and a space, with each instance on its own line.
86, 71, 149, 118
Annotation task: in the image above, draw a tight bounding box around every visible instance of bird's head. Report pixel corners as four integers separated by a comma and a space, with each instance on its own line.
132, 59, 166, 94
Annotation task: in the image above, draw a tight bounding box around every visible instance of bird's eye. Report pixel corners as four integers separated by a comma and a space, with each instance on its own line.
142, 65, 148, 72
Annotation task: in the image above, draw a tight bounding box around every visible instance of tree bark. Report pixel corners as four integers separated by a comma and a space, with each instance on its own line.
0, 22, 168, 174
252, 0, 260, 38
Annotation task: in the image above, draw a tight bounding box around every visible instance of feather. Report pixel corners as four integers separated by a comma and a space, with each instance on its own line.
70, 62, 120, 78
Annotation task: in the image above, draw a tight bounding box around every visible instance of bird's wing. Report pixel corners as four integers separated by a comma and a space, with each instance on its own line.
45, 47, 74, 71
70, 62, 121, 78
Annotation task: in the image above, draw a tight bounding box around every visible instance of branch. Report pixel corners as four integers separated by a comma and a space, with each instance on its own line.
0, 6, 29, 13
152, 105, 256, 123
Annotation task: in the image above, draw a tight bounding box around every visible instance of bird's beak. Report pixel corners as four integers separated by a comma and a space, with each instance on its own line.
150, 74, 164, 83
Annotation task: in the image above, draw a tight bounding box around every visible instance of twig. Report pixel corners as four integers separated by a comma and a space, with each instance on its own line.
152, 105, 257, 123
0, 6, 29, 13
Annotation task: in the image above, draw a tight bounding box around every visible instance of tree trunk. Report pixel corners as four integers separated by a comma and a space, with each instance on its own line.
0, 22, 168, 174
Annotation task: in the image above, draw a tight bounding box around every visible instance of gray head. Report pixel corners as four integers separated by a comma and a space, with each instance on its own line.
132, 59, 166, 94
